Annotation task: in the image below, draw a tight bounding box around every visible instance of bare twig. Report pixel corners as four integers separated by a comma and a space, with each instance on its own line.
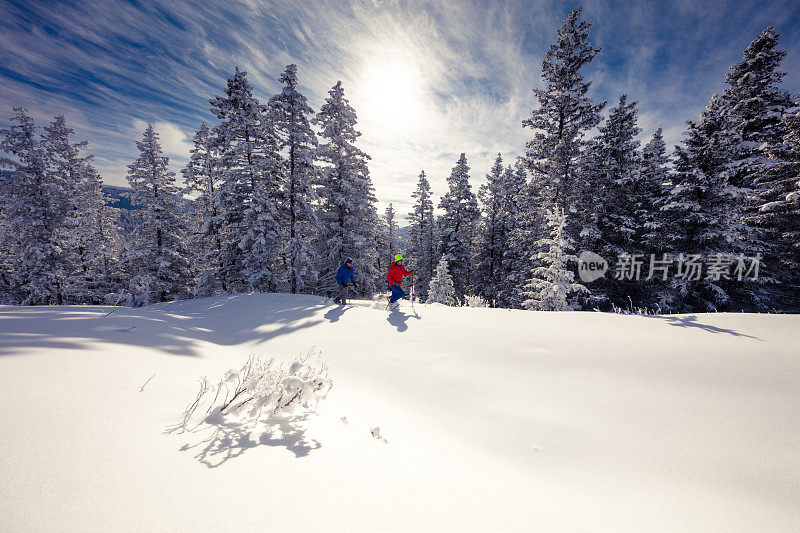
165, 377, 211, 434
139, 373, 156, 392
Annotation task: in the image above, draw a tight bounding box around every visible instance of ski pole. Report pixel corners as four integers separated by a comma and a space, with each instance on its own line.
410, 272, 415, 312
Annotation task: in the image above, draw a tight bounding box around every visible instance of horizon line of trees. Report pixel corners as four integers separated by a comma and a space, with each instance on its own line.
1, 6, 798, 312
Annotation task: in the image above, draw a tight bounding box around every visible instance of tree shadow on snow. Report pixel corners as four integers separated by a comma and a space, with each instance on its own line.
387, 306, 420, 332
172, 412, 321, 468
644, 314, 762, 340
0, 293, 330, 357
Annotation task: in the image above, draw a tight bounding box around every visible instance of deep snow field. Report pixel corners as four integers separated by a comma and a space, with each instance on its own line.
0, 293, 798, 532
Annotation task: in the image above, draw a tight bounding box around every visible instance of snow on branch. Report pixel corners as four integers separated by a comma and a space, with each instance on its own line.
173, 347, 332, 432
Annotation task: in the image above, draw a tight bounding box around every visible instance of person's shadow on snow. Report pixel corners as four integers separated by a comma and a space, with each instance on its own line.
324, 305, 348, 323
387, 306, 420, 332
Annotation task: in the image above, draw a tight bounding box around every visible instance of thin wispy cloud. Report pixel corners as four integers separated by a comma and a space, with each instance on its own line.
1, 0, 798, 219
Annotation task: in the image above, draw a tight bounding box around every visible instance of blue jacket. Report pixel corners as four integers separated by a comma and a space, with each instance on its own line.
335, 263, 355, 285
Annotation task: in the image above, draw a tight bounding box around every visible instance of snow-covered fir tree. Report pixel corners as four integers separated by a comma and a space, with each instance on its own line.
474, 154, 508, 305
523, 207, 587, 311
374, 211, 390, 279
42, 115, 120, 304
594, 94, 641, 254
239, 164, 283, 293
723, 27, 796, 191
406, 170, 437, 302
384, 203, 399, 258
427, 256, 456, 306
756, 110, 800, 302
662, 95, 753, 311
209, 66, 278, 293
313, 81, 380, 295
125, 124, 192, 304
0, 108, 66, 305
722, 27, 799, 304
229, 70, 284, 294
0, 160, 13, 302
269, 64, 319, 294
638, 127, 671, 251
497, 164, 532, 309
631, 127, 675, 310
522, 7, 605, 252
587, 95, 646, 308
182, 122, 223, 296
77, 161, 123, 303
438, 153, 480, 299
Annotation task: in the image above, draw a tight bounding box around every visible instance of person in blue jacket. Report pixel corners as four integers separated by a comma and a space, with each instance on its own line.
334, 258, 356, 304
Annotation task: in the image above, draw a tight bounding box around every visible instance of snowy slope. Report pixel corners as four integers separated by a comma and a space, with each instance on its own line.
0, 294, 798, 532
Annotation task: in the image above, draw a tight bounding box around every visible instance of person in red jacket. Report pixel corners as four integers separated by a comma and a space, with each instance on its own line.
387, 254, 415, 306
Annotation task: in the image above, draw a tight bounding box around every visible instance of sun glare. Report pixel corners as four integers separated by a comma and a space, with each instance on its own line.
358, 49, 427, 135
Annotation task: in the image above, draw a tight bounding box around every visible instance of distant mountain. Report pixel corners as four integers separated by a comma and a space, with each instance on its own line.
396, 226, 409, 250
103, 185, 141, 211
103, 185, 191, 211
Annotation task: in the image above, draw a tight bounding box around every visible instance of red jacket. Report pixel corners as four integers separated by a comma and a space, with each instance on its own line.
387, 262, 412, 286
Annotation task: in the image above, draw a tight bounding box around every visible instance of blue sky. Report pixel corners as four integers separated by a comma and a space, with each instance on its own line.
1, 0, 799, 219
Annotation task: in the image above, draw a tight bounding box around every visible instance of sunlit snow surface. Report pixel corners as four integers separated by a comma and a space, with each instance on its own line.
1, 293, 798, 532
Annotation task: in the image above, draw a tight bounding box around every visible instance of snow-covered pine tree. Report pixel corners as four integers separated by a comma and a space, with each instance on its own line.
595, 95, 641, 254
523, 207, 588, 311
662, 95, 753, 311
239, 173, 283, 293
638, 127, 671, 252
438, 153, 480, 299
125, 124, 192, 304
42, 115, 121, 304
406, 170, 437, 301
0, 108, 66, 305
384, 203, 399, 258
632, 127, 675, 310
78, 161, 124, 303
427, 256, 456, 306
209, 66, 278, 293
755, 111, 800, 306
0, 167, 13, 303
313, 81, 380, 296
522, 7, 605, 251
589, 95, 646, 308
269, 64, 319, 294
723, 27, 796, 191
474, 154, 507, 305
722, 27, 799, 307
497, 164, 532, 309
182, 122, 223, 296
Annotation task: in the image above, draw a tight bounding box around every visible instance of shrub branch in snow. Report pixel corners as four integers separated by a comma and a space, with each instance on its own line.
178, 347, 332, 428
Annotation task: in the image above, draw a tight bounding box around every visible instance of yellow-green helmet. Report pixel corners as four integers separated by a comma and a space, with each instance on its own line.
394, 253, 403, 262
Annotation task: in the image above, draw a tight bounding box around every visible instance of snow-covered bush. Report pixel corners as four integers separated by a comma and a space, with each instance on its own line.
523, 207, 588, 311
427, 257, 456, 305
464, 294, 490, 307
178, 347, 332, 428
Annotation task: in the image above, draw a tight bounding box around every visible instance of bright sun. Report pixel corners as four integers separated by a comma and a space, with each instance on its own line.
358, 49, 426, 134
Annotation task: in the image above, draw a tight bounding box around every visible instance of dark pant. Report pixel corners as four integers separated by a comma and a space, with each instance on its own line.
334, 284, 349, 304
389, 284, 405, 303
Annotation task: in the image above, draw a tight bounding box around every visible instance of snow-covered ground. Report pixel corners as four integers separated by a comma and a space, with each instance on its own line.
1, 293, 798, 532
